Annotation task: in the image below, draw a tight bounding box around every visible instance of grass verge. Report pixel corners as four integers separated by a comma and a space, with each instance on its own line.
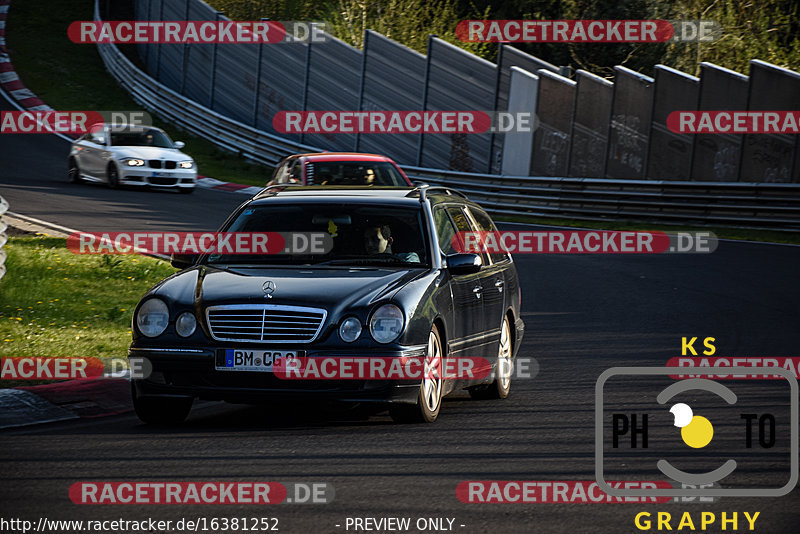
5, 0, 273, 187
0, 236, 175, 387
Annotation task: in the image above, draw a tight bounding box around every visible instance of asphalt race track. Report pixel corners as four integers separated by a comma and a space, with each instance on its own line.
2, 113, 800, 532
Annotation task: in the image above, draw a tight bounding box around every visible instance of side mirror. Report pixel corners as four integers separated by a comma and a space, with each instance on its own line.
446, 253, 482, 275
170, 253, 194, 270
173, 141, 185, 149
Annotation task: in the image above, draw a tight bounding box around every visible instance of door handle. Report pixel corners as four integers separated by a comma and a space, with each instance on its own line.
472, 286, 482, 299
494, 279, 504, 292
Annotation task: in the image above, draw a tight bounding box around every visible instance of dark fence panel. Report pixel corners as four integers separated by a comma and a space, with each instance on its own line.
740, 60, 800, 182
690, 62, 748, 182
181, 0, 217, 107
606, 66, 654, 179
646, 65, 699, 180
254, 41, 307, 142
420, 38, 496, 173
357, 30, 425, 165
301, 33, 362, 151
156, 0, 188, 93
568, 70, 612, 178
212, 39, 258, 124
531, 70, 575, 176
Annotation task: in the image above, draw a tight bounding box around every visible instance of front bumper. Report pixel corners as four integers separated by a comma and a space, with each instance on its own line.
129, 346, 427, 405
119, 167, 197, 189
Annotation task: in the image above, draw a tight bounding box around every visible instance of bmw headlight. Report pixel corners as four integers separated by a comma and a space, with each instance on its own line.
136, 299, 169, 337
175, 312, 197, 337
339, 316, 362, 342
179, 161, 194, 169
369, 304, 404, 344
125, 158, 145, 167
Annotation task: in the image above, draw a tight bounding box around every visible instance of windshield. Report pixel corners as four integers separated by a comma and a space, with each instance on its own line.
109, 128, 174, 148
308, 161, 409, 186
206, 203, 429, 266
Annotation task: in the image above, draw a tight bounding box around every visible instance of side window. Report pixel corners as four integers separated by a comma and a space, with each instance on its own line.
467, 207, 509, 264
272, 160, 292, 184
289, 162, 302, 184
433, 207, 458, 255
446, 206, 490, 264
90, 131, 106, 145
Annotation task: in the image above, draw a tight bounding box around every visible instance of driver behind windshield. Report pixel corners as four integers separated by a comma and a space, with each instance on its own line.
363, 225, 420, 263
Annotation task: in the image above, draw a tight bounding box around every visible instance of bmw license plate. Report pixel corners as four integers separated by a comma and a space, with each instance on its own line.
151, 172, 173, 177
215, 349, 304, 372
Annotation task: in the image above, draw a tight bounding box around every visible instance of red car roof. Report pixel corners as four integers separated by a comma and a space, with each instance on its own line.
296, 152, 394, 163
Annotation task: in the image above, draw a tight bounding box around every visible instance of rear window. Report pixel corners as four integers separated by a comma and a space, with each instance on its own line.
307, 161, 408, 186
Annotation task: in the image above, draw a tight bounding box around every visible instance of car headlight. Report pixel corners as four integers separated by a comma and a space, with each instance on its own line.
125, 158, 145, 167
175, 312, 197, 337
369, 304, 404, 344
136, 298, 169, 337
179, 161, 194, 169
339, 316, 362, 342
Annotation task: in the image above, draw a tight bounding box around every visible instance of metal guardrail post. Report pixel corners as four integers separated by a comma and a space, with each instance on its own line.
353, 29, 370, 152
180, 0, 190, 95
155, 0, 165, 81
0, 195, 8, 282
208, 11, 223, 110
252, 18, 268, 128
299, 27, 314, 145
416, 35, 435, 167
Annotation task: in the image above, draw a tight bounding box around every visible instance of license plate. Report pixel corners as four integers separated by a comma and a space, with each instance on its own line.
152, 172, 173, 177
215, 349, 304, 372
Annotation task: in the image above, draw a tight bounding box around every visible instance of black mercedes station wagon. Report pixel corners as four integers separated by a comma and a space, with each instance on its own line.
129, 186, 524, 424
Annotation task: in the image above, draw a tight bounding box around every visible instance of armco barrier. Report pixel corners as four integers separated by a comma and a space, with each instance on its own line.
92, 1, 800, 231
0, 195, 8, 281
400, 166, 800, 230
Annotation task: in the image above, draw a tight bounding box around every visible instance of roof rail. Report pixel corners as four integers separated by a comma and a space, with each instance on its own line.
253, 183, 306, 198
407, 184, 468, 201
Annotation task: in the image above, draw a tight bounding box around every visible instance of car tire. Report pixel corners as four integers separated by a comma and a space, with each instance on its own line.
107, 164, 119, 189
389, 324, 443, 424
469, 316, 513, 400
68, 159, 82, 184
131, 383, 193, 425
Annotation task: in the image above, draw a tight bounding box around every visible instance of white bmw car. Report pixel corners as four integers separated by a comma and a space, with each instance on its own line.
68, 125, 197, 193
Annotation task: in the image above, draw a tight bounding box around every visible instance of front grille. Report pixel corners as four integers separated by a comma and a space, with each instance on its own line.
149, 160, 162, 169
149, 177, 178, 185
206, 305, 326, 343
165, 161, 177, 169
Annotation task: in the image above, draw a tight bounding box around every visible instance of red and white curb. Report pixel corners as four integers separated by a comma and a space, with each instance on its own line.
0, 0, 52, 112
196, 176, 262, 196
0, 0, 264, 195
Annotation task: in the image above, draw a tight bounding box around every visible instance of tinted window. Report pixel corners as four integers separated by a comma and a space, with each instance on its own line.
308, 161, 408, 186
433, 207, 458, 255
208, 204, 428, 266
110, 128, 173, 148
468, 207, 509, 264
